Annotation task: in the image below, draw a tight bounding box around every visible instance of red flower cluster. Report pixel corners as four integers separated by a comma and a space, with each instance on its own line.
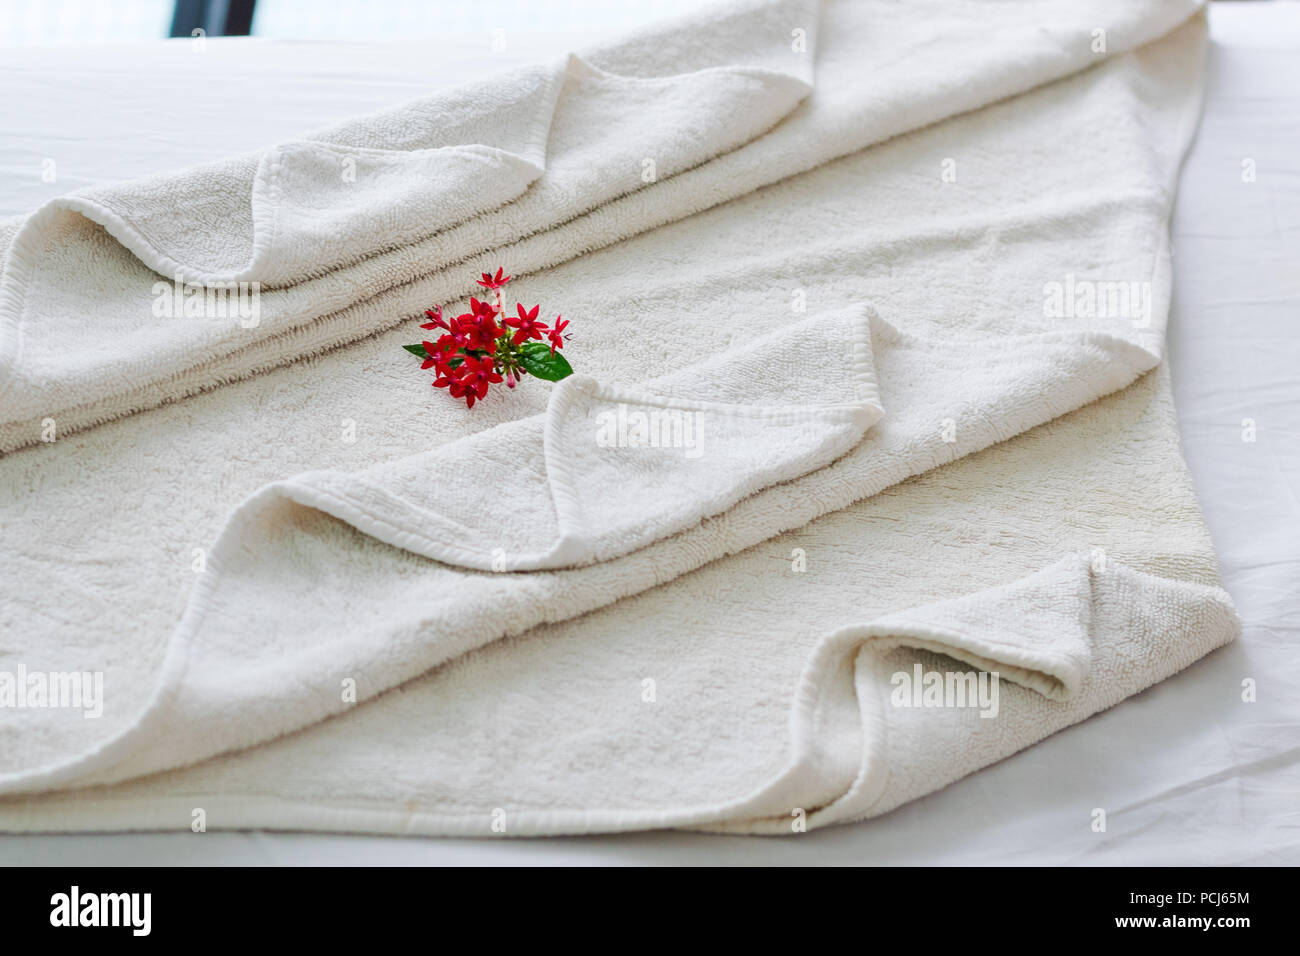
406, 268, 572, 408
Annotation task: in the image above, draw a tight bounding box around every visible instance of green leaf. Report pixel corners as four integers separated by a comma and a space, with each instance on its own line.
519, 342, 573, 382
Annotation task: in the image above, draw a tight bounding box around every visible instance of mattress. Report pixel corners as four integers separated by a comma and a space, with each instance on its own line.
0, 1, 1294, 865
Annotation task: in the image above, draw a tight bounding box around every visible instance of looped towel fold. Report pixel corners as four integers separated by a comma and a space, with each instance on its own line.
704, 555, 1239, 834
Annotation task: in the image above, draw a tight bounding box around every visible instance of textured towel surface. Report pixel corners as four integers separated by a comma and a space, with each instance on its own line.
0, 0, 1236, 835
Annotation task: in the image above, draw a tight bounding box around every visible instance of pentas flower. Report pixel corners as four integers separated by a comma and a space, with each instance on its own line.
404, 267, 573, 408
476, 267, 512, 291
434, 371, 476, 407
420, 336, 460, 374
456, 355, 503, 401
420, 305, 450, 333
442, 321, 475, 353
454, 310, 501, 352
547, 316, 569, 355
506, 303, 547, 346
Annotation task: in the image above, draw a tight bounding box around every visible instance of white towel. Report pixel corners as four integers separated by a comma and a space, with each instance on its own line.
0, 0, 1237, 835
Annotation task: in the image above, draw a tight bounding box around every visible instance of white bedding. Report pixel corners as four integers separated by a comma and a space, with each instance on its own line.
0, 1, 1295, 865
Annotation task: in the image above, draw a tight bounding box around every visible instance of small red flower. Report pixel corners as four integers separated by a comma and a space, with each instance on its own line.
420, 305, 451, 333
454, 310, 501, 352
434, 372, 477, 408
420, 336, 460, 374
468, 296, 498, 318
546, 316, 569, 354
454, 355, 503, 407
506, 303, 548, 346
475, 267, 512, 291
441, 320, 475, 353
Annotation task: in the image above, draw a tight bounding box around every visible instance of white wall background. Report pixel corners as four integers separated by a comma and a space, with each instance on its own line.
0, 0, 704, 44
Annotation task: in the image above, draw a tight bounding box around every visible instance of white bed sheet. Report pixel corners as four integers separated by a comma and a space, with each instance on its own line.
0, 2, 1295, 866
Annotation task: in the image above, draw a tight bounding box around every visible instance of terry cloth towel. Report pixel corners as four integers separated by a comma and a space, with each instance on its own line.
0, 0, 1238, 835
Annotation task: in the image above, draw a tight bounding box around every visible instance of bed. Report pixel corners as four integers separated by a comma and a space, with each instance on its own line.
0, 1, 1295, 865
